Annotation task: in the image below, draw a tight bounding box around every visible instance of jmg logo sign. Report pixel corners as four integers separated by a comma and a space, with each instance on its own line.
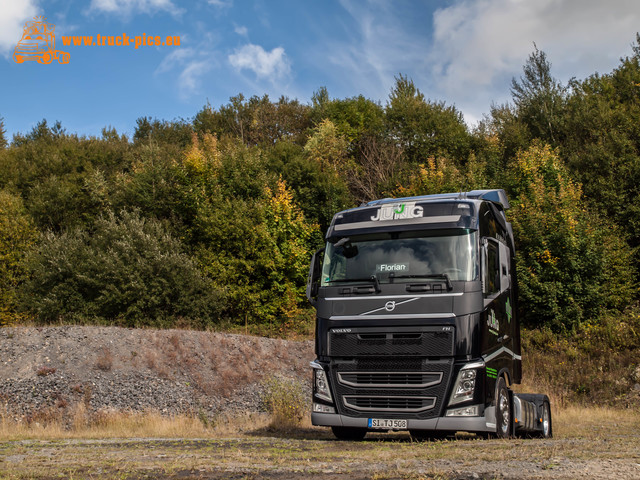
370, 202, 424, 221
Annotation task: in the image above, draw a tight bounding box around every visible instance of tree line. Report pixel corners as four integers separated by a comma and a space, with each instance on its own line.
2, 37, 640, 335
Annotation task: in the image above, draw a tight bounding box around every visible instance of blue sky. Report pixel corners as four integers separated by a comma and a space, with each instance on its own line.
2, 0, 640, 140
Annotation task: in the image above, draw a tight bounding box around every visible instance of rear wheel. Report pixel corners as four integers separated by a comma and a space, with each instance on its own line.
495, 377, 511, 438
331, 426, 367, 441
538, 401, 552, 438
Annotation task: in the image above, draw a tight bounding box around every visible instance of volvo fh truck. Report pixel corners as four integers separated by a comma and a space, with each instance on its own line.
306, 190, 552, 440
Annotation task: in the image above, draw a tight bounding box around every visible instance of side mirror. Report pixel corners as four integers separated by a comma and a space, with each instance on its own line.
306, 247, 324, 306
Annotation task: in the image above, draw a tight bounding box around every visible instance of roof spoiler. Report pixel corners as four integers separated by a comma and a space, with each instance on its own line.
462, 189, 510, 210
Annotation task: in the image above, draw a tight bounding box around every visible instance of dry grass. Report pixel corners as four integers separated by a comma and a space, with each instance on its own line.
0, 401, 277, 441
0, 402, 636, 442
95, 346, 114, 371
0, 404, 638, 480
553, 404, 640, 438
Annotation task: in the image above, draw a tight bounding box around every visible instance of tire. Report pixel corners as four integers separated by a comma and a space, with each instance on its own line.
538, 401, 552, 438
14, 53, 24, 63
57, 52, 70, 64
409, 429, 448, 442
495, 377, 512, 438
38, 52, 53, 64
331, 426, 367, 441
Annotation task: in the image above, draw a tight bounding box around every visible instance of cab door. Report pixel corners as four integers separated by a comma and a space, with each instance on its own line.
481, 238, 512, 358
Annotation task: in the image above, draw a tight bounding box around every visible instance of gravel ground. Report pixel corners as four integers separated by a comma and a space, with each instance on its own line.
0, 326, 314, 421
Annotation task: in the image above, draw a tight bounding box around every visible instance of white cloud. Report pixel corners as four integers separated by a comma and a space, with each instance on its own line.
327, 0, 430, 102
88, 0, 182, 17
208, 0, 232, 7
430, 0, 640, 123
0, 0, 39, 58
155, 47, 215, 98
228, 43, 291, 81
178, 59, 212, 94
234, 25, 248, 36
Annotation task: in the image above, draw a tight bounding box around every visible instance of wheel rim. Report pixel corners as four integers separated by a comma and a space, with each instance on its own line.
499, 388, 510, 435
541, 404, 550, 437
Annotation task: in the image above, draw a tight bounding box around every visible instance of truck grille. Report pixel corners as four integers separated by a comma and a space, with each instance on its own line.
338, 372, 443, 388
331, 357, 454, 419
329, 326, 454, 357
343, 395, 436, 412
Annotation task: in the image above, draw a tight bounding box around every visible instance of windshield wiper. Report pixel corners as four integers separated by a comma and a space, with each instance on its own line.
389, 273, 453, 290
326, 275, 381, 293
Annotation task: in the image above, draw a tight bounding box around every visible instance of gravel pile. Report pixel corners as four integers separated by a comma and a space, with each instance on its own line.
0, 326, 314, 422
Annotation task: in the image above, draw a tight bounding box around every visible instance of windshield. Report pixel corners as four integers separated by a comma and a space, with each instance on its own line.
321, 230, 478, 286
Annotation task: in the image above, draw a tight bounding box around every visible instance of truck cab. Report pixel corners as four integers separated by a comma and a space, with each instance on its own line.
307, 190, 551, 440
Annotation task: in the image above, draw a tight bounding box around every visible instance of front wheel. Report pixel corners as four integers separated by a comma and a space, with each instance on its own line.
331, 426, 367, 441
495, 377, 511, 438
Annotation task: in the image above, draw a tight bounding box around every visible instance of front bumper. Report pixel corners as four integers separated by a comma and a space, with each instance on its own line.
312, 407, 496, 433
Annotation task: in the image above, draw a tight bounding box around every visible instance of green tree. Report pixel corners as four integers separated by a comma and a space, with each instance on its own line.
133, 116, 193, 148
265, 140, 352, 231
1, 120, 132, 232
194, 95, 311, 146
310, 88, 385, 146
0, 189, 37, 325
559, 36, 640, 252
303, 119, 355, 227
510, 45, 567, 145
505, 143, 635, 332
0, 117, 7, 149
385, 75, 471, 162
21, 210, 219, 327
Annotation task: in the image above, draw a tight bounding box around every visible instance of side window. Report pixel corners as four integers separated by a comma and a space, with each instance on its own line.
482, 239, 500, 298
499, 242, 511, 292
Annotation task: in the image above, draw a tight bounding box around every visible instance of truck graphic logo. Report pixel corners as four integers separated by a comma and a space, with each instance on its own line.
384, 301, 396, 312
370, 202, 424, 221
487, 308, 499, 335
13, 16, 70, 65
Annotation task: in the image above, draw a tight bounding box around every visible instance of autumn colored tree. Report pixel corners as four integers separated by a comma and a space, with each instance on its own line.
505, 143, 634, 332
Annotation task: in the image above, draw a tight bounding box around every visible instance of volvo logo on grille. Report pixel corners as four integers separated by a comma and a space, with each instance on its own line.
384, 301, 396, 312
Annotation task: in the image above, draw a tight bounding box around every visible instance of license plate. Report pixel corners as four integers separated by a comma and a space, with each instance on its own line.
367, 418, 408, 430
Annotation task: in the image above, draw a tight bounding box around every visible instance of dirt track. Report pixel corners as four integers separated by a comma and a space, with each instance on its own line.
2, 426, 640, 480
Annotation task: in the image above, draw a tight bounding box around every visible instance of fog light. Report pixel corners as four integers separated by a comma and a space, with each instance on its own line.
446, 405, 480, 417
313, 403, 336, 414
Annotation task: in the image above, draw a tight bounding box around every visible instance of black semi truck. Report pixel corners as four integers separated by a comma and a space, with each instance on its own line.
306, 190, 552, 440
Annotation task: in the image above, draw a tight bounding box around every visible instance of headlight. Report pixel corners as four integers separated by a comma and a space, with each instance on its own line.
448, 362, 483, 406
311, 361, 333, 403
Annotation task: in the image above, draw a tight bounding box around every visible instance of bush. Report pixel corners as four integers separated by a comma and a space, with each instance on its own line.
261, 376, 307, 430
20, 210, 220, 327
